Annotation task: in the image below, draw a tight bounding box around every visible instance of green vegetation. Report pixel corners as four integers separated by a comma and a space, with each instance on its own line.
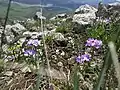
56, 19, 73, 34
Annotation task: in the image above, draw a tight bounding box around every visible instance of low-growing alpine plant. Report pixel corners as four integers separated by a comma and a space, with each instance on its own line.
27, 39, 40, 47
23, 39, 40, 56
85, 38, 102, 49
24, 49, 36, 56
76, 38, 102, 63
76, 53, 91, 63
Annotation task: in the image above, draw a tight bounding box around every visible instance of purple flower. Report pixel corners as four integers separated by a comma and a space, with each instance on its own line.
103, 18, 110, 24
85, 38, 102, 49
27, 39, 33, 46
24, 50, 36, 56
106, 19, 110, 23
76, 53, 91, 63
81, 54, 91, 62
94, 39, 102, 49
76, 56, 81, 63
27, 39, 39, 46
85, 38, 96, 47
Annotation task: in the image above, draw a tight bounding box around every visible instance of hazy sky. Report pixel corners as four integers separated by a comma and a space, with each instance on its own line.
72, 0, 116, 3
7, 0, 119, 4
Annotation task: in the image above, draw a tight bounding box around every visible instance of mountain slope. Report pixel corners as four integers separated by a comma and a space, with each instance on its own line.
0, 0, 74, 20
13, 0, 72, 5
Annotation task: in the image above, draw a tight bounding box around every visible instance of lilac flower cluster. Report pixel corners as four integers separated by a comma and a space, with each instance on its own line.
76, 53, 91, 63
24, 50, 36, 56
27, 39, 39, 47
24, 39, 39, 56
85, 38, 102, 49
76, 38, 102, 63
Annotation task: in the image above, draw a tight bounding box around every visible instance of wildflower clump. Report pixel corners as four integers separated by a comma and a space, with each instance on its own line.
76, 38, 102, 63
24, 49, 36, 56
27, 39, 40, 47
23, 39, 40, 56
76, 53, 91, 63
85, 38, 102, 49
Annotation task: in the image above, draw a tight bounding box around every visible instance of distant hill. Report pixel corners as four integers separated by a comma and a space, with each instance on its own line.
12, 0, 118, 10
0, 0, 118, 21
13, 0, 73, 5
0, 0, 76, 21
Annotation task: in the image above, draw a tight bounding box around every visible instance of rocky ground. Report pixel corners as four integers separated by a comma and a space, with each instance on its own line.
0, 2, 120, 90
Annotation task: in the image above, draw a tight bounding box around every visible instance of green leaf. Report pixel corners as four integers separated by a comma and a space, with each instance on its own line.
73, 67, 79, 90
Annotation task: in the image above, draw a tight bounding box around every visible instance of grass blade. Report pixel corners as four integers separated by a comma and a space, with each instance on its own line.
108, 42, 120, 90
73, 67, 79, 90
94, 51, 111, 90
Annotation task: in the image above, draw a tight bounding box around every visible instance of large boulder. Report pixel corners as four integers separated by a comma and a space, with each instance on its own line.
0, 23, 26, 44
73, 4, 97, 25
11, 23, 26, 35
5, 23, 26, 35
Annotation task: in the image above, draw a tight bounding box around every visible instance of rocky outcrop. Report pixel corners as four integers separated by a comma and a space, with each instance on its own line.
11, 23, 26, 35
5, 23, 26, 43
96, 2, 108, 18
0, 23, 26, 54
22, 29, 65, 41
34, 12, 46, 20
73, 4, 97, 25
0, 23, 26, 46
50, 13, 68, 20
96, 2, 120, 20
56, 13, 68, 18
50, 13, 70, 22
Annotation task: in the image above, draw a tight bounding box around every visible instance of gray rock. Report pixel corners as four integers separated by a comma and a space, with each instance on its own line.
23, 31, 39, 39
2, 44, 9, 53
23, 31, 32, 36
73, 4, 97, 25
11, 23, 26, 35
35, 12, 46, 20
19, 37, 26, 44
4, 71, 13, 77
26, 18, 36, 24
50, 17, 56, 20
50, 13, 68, 20
5, 25, 12, 35
0, 23, 26, 44
56, 13, 67, 18
53, 33, 65, 41
6, 35, 15, 43
57, 62, 63, 67
5, 23, 26, 36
